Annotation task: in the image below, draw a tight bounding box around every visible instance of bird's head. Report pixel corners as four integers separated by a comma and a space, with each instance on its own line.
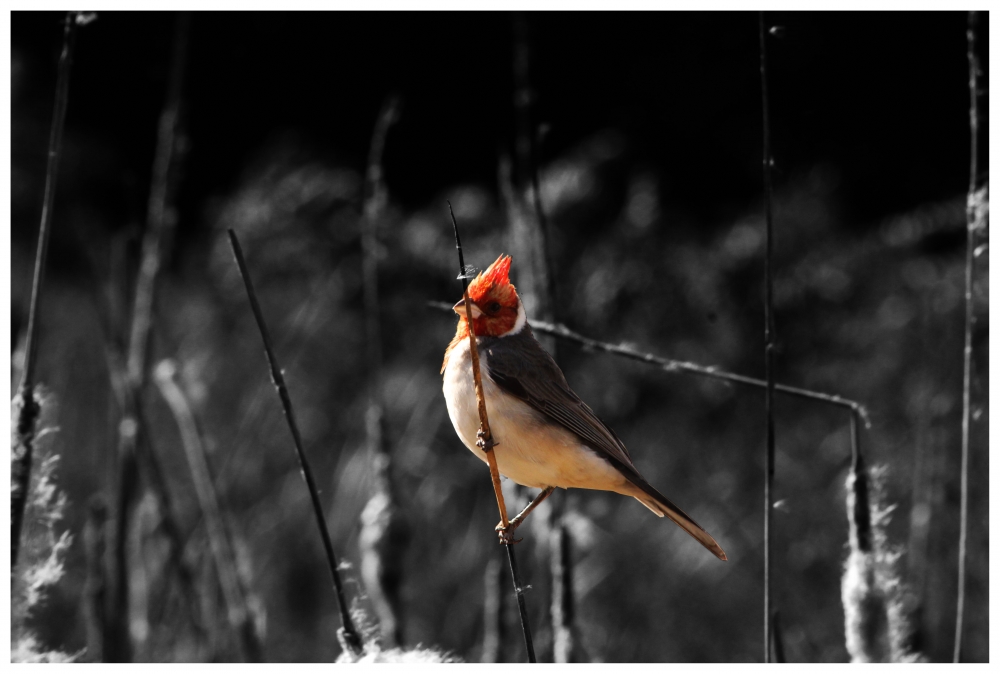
453, 254, 525, 338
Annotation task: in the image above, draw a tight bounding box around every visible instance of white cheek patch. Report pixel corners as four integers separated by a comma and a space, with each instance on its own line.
499, 300, 527, 337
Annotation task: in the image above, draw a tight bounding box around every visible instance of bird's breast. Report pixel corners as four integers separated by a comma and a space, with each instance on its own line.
441, 338, 629, 492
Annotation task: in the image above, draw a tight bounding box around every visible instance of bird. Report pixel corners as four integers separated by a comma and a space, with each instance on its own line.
441, 254, 727, 561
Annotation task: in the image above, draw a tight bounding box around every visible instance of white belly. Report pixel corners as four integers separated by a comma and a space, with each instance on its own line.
442, 339, 630, 493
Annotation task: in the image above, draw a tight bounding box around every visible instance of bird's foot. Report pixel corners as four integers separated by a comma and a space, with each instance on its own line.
495, 520, 522, 545
476, 429, 497, 452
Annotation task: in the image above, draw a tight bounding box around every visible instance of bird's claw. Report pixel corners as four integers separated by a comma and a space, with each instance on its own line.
495, 520, 522, 545
476, 429, 498, 452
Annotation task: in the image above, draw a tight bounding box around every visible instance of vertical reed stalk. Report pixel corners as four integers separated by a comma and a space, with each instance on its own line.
953, 9, 981, 663
12, 11, 79, 572
227, 230, 364, 656
107, 13, 189, 661
758, 12, 777, 662
359, 95, 406, 648
449, 204, 536, 663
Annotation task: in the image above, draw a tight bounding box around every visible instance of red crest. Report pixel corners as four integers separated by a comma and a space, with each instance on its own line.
468, 255, 512, 300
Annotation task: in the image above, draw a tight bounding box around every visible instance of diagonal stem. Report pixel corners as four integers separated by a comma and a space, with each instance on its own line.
449, 203, 536, 663
227, 229, 364, 656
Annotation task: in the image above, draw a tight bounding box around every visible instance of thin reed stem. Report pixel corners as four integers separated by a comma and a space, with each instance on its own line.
505, 544, 535, 660
449, 206, 508, 524
759, 13, 778, 661
125, 12, 189, 386
18, 13, 77, 392
449, 203, 536, 663
12, 11, 79, 572
362, 95, 400, 396
227, 229, 364, 656
954, 9, 980, 663
359, 94, 405, 647
153, 360, 265, 662
108, 14, 190, 661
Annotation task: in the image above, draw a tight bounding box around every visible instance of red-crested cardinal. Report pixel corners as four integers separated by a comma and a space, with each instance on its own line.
441, 254, 727, 560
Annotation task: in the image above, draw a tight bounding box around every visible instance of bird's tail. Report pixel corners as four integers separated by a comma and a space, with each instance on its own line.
628, 478, 728, 561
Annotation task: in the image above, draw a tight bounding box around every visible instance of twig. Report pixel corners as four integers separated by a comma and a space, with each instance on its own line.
153, 360, 265, 662
227, 229, 364, 656
449, 207, 508, 526
359, 94, 406, 648
449, 203, 536, 663
954, 10, 981, 663
759, 15, 777, 660
12, 11, 79, 572
427, 301, 870, 423
107, 13, 190, 661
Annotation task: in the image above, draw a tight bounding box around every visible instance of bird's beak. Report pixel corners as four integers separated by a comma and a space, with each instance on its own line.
453, 297, 483, 319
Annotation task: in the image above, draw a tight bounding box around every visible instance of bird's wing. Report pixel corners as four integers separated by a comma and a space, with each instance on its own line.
483, 327, 728, 561
481, 328, 640, 476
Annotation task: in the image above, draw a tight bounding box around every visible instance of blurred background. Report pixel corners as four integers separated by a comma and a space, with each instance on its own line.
9, 10, 988, 663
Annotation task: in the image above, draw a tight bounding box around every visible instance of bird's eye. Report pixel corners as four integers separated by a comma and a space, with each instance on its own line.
488, 301, 502, 313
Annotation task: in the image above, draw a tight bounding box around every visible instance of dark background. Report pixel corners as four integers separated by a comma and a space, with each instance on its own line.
12, 12, 985, 247
10, 11, 989, 663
